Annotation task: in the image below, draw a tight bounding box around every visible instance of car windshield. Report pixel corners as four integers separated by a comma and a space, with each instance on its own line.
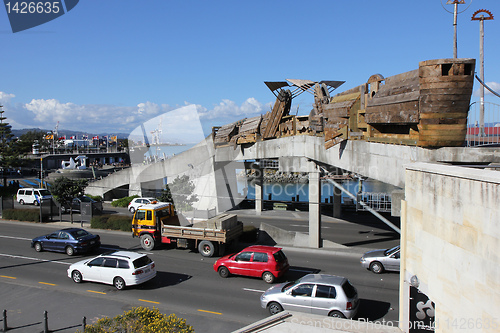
69, 229, 90, 239
384, 245, 400, 256
342, 280, 357, 298
282, 278, 302, 292
38, 189, 51, 196
79, 196, 93, 202
133, 255, 153, 269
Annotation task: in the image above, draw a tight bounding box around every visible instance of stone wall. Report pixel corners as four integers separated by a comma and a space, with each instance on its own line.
400, 162, 500, 333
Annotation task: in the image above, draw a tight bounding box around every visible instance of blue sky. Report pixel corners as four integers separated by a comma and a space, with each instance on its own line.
1, 0, 499, 143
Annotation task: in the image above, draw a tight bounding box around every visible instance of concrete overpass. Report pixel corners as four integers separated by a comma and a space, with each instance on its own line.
86, 134, 500, 247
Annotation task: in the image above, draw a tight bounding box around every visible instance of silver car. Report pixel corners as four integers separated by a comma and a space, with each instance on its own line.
260, 274, 359, 319
360, 245, 400, 274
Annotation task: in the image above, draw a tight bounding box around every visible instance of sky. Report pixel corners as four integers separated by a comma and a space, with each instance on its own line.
1, 0, 499, 144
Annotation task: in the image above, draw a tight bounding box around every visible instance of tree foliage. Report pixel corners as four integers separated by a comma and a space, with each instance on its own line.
51, 176, 88, 222
80, 306, 194, 333
0, 108, 19, 168
158, 175, 198, 211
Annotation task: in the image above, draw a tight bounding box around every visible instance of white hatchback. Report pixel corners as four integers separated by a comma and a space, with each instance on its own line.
127, 197, 158, 213
67, 251, 156, 290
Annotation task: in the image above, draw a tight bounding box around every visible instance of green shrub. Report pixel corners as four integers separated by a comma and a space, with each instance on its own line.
80, 306, 194, 333
86, 194, 103, 202
90, 214, 131, 231
111, 195, 138, 208
2, 208, 40, 222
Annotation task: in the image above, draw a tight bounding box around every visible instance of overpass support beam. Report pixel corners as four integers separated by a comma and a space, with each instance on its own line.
253, 163, 263, 215
129, 182, 142, 197
309, 169, 321, 248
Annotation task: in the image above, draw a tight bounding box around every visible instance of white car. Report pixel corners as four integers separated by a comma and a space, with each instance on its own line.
128, 197, 158, 213
67, 251, 156, 290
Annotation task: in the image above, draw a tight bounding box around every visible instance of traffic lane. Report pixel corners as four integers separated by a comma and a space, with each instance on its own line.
1, 222, 399, 323
238, 214, 400, 249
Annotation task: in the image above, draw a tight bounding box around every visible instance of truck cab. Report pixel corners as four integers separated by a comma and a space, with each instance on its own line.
132, 203, 174, 249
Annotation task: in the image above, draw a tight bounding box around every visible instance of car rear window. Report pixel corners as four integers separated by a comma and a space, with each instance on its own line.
342, 280, 357, 298
69, 229, 90, 239
133, 255, 153, 269
273, 250, 287, 263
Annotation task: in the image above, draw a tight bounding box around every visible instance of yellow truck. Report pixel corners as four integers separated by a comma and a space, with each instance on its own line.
131, 202, 243, 257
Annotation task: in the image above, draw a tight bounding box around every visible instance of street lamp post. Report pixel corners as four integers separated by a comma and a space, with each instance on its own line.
472, 9, 494, 137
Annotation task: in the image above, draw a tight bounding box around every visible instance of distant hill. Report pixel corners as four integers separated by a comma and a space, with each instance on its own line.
11, 128, 130, 140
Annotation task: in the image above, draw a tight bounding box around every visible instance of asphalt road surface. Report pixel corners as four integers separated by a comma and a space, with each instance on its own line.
0, 214, 400, 332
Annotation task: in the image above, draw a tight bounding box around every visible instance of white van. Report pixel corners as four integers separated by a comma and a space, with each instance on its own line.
16, 188, 52, 206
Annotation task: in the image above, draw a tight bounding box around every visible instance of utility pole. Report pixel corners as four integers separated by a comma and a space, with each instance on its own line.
472, 9, 494, 137
444, 0, 468, 58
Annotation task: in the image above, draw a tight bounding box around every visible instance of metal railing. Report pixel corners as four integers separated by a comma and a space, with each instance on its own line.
467, 101, 500, 147
356, 192, 392, 213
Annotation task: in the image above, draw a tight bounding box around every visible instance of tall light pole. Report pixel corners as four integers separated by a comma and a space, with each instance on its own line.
442, 0, 470, 58
472, 9, 494, 136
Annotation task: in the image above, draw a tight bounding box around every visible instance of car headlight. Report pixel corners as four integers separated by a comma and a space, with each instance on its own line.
360, 257, 365, 263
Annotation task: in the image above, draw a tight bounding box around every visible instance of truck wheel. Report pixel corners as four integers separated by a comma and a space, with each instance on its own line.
140, 234, 156, 251
198, 240, 215, 257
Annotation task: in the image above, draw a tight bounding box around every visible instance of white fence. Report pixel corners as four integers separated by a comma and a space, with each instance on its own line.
467, 101, 500, 147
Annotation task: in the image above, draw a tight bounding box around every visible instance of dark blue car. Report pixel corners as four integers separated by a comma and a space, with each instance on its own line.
31, 228, 100, 256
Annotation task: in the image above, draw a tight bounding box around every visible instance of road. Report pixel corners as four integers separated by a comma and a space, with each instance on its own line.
0, 216, 400, 333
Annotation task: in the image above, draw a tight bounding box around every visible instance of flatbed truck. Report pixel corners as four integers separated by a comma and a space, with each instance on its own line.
131, 202, 243, 257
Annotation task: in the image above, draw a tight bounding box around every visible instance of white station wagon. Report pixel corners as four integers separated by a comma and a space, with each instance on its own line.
67, 251, 156, 290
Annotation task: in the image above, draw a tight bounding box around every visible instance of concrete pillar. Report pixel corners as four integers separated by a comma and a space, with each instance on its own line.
252, 163, 263, 215
214, 162, 238, 213
129, 182, 142, 197
309, 170, 321, 248
333, 188, 342, 218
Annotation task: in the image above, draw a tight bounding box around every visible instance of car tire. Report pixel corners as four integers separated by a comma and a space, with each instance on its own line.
34, 242, 43, 252
328, 310, 345, 318
262, 271, 275, 284
129, 207, 135, 214
113, 277, 126, 290
268, 302, 283, 315
198, 240, 215, 257
140, 234, 156, 251
218, 266, 230, 278
370, 261, 384, 274
65, 246, 75, 256
72, 270, 83, 283
19, 199, 25, 205
34, 200, 39, 206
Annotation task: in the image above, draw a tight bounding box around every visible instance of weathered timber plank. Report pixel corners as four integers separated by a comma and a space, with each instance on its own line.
330, 92, 361, 103
367, 90, 419, 107
419, 100, 470, 112
420, 118, 467, 125
419, 75, 474, 83
240, 116, 262, 134
419, 112, 467, 119
418, 124, 467, 131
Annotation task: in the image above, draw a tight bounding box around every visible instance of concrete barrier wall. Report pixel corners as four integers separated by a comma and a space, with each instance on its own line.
400, 162, 500, 332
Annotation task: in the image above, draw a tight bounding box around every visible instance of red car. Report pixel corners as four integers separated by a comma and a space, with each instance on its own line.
213, 245, 289, 283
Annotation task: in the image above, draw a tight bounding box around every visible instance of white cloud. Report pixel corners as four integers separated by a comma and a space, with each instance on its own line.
0, 92, 15, 104
199, 97, 263, 120
1, 90, 267, 139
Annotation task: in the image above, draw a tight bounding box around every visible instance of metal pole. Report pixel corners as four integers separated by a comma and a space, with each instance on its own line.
479, 17, 485, 136
453, 2, 458, 58
43, 311, 48, 333
3, 309, 7, 332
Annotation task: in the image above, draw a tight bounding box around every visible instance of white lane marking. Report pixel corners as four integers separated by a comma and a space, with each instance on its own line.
243, 288, 265, 293
0, 253, 71, 265
0, 235, 31, 241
